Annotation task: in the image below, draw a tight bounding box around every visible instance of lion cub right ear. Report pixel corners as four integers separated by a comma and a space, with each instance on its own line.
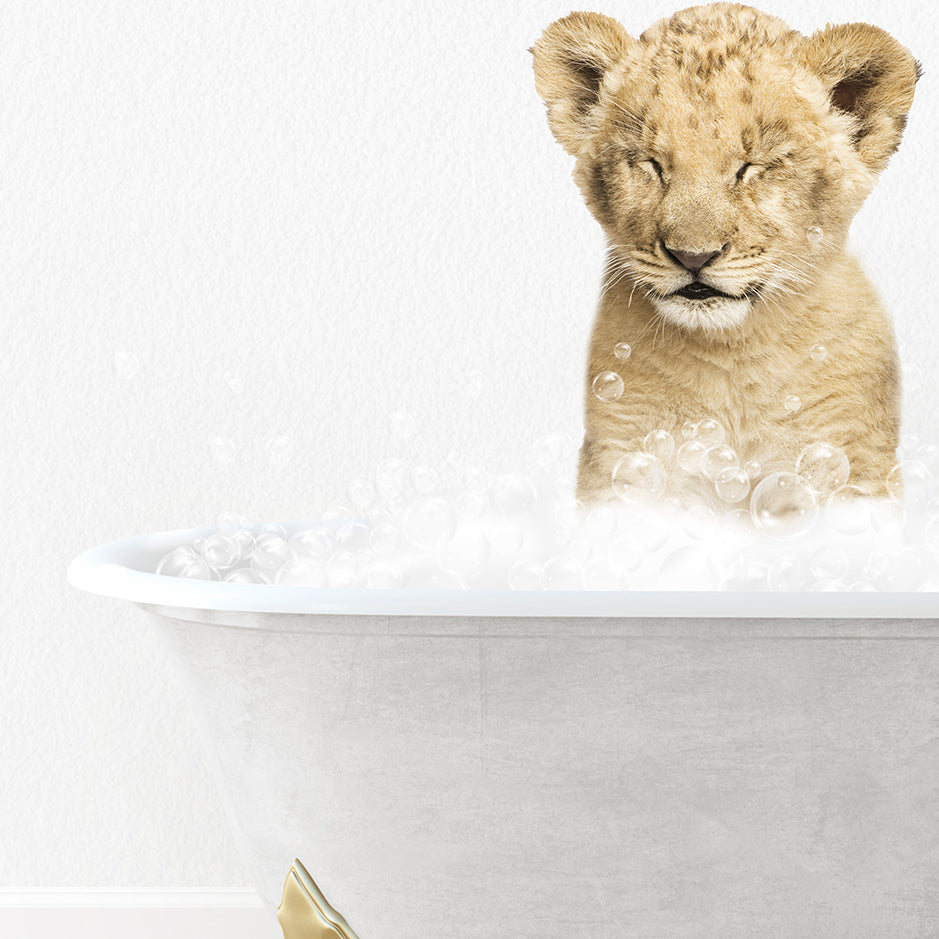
532, 12, 636, 155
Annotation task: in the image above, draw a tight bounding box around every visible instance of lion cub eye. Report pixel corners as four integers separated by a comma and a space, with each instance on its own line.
641, 158, 665, 181
736, 162, 758, 183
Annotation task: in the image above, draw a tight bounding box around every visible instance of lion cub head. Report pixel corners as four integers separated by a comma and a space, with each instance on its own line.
532, 2, 919, 337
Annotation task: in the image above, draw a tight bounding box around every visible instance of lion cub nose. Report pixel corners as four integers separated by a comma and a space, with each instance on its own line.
665, 246, 723, 273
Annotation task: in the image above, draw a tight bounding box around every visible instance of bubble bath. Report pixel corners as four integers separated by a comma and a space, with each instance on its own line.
157, 427, 939, 593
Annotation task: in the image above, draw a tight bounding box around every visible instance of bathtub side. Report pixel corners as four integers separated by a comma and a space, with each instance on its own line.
148, 605, 939, 937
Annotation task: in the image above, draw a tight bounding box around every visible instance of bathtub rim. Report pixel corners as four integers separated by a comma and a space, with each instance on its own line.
67, 525, 939, 620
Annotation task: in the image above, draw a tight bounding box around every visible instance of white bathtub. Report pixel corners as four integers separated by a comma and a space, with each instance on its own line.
69, 525, 939, 938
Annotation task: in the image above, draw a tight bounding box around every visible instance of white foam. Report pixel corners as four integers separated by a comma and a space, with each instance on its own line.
154, 430, 939, 592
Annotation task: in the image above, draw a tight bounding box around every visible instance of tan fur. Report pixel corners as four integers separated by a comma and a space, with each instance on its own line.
532, 3, 919, 505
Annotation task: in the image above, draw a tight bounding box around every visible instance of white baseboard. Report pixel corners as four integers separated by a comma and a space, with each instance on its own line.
0, 891, 282, 939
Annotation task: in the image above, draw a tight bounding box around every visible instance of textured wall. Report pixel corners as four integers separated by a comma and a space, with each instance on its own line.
1, 0, 936, 890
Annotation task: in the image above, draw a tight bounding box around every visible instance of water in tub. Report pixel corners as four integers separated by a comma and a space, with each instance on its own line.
155, 421, 939, 592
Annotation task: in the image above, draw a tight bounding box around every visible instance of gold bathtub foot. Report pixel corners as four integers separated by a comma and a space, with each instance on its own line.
277, 858, 361, 939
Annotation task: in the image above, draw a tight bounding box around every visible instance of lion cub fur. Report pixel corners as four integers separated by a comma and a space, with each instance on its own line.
532, 3, 919, 505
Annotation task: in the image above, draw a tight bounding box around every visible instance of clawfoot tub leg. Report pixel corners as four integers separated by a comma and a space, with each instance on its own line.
277, 859, 361, 939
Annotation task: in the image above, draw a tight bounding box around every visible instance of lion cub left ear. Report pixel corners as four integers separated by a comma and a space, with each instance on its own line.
800, 23, 920, 173
532, 12, 636, 156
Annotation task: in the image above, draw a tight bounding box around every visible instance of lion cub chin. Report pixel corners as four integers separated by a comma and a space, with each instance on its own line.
532, 3, 918, 509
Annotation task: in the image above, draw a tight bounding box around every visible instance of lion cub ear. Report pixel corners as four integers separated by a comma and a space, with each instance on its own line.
532, 12, 636, 155
800, 23, 920, 173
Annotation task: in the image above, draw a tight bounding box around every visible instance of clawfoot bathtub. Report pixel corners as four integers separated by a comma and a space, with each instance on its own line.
69, 525, 939, 938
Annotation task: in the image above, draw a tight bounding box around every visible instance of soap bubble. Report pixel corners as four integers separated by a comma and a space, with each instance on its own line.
456, 489, 488, 518
290, 526, 334, 561
643, 429, 676, 463
681, 421, 698, 439
326, 549, 358, 586
389, 411, 417, 440
722, 555, 770, 591
157, 546, 208, 578
490, 474, 537, 515
810, 344, 828, 363
629, 509, 672, 552
825, 486, 875, 534
376, 458, 407, 500
567, 537, 594, 564
264, 436, 294, 468
259, 522, 287, 540
584, 504, 620, 539
927, 516, 939, 550
222, 370, 244, 394
364, 560, 404, 589
795, 442, 850, 495
489, 522, 524, 555
224, 568, 268, 584
553, 498, 581, 532
508, 560, 545, 590
439, 530, 490, 578
275, 557, 327, 587
865, 546, 932, 591
200, 534, 238, 571
403, 496, 458, 549
887, 461, 932, 510
704, 444, 738, 479
750, 472, 818, 538
714, 466, 751, 503
250, 534, 290, 573
112, 349, 140, 379
544, 556, 583, 590
611, 451, 666, 504
409, 464, 439, 494
658, 545, 716, 590
917, 444, 939, 475
532, 433, 571, 471
676, 439, 708, 473
231, 528, 255, 561
783, 394, 802, 413
462, 465, 491, 492
582, 559, 623, 590
208, 435, 236, 466
607, 537, 644, 574
809, 545, 849, 583
848, 580, 877, 592
719, 506, 752, 534
592, 371, 624, 401
406, 568, 469, 590
613, 342, 632, 360
682, 504, 717, 540
694, 419, 725, 448
368, 523, 399, 555
768, 555, 809, 591
871, 498, 905, 536
807, 225, 824, 245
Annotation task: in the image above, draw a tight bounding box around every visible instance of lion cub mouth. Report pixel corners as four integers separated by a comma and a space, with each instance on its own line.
674, 282, 735, 301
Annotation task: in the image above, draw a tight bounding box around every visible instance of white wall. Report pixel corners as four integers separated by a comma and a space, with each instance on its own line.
1, 0, 936, 904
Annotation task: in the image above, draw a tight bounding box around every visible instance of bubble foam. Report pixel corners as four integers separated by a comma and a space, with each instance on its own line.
156, 433, 939, 593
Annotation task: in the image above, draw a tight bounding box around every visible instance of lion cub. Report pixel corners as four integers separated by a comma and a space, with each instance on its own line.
533, 3, 918, 506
